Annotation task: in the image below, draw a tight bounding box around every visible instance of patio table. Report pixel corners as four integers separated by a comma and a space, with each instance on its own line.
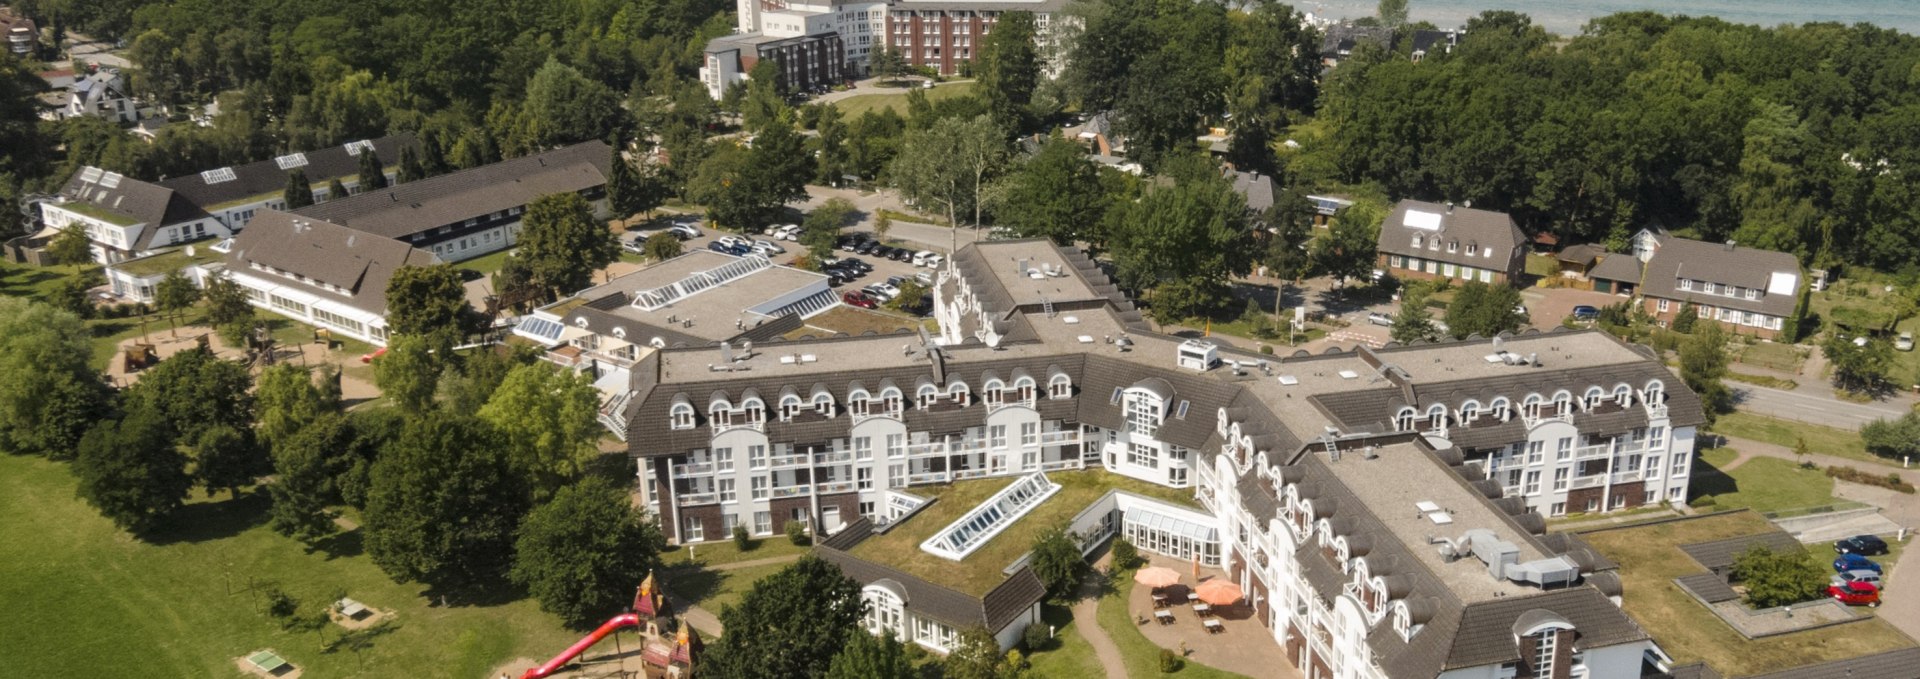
1155, 609, 1175, 625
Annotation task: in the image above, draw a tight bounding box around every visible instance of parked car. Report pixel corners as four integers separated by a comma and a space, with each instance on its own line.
715, 235, 750, 249
912, 250, 938, 267
707, 241, 734, 254
856, 240, 881, 255
839, 235, 867, 252
620, 233, 649, 254
841, 291, 878, 309
915, 271, 934, 286
667, 223, 701, 240
1827, 580, 1881, 607
1899, 332, 1915, 352
918, 253, 944, 268
888, 247, 914, 262
843, 257, 873, 273
1834, 553, 1883, 574
1571, 305, 1600, 320
1367, 312, 1393, 327
1835, 535, 1891, 556
862, 284, 898, 302
751, 240, 786, 256
1833, 569, 1885, 590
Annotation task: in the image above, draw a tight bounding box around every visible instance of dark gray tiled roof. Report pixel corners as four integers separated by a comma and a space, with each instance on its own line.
225, 210, 438, 314
1744, 648, 1920, 679
1666, 662, 1723, 679
1375, 199, 1527, 271
1675, 573, 1738, 603
157, 135, 415, 210
1678, 530, 1803, 572
817, 520, 1046, 633
1322, 25, 1395, 56
1227, 170, 1275, 213
1639, 237, 1800, 318
1588, 253, 1643, 283
1443, 587, 1650, 670
1309, 360, 1707, 438
296, 141, 611, 239
55, 168, 210, 246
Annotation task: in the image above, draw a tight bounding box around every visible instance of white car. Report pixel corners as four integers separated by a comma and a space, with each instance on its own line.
1898, 332, 1914, 352
667, 223, 701, 240
715, 235, 750, 249
751, 240, 786, 256
867, 281, 901, 299
912, 251, 942, 267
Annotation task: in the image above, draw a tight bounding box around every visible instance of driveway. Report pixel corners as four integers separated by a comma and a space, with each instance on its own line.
1523, 287, 1624, 328
811, 76, 971, 105
1730, 383, 1910, 431
793, 186, 982, 253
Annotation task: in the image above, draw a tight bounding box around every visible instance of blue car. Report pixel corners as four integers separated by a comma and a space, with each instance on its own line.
1834, 552, 1883, 574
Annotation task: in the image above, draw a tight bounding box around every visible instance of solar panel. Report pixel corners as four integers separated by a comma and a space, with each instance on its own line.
200, 167, 237, 184
343, 140, 376, 156
274, 153, 309, 170
98, 172, 122, 189
79, 167, 103, 183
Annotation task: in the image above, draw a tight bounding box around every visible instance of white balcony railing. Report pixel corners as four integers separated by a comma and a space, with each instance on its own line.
816, 481, 857, 494
1570, 476, 1604, 490
814, 450, 854, 464
678, 492, 717, 506
771, 486, 811, 499
674, 462, 715, 477
1040, 459, 1083, 471
954, 469, 993, 480
769, 453, 811, 468
908, 472, 949, 485
1612, 469, 1644, 484
1036, 430, 1082, 446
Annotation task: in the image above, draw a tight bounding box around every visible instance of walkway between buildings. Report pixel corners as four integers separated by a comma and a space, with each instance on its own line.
1071, 563, 1129, 679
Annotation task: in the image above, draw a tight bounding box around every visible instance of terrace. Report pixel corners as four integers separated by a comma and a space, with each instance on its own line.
849, 469, 1200, 596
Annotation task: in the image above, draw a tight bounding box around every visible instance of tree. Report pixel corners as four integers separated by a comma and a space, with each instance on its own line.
1678, 322, 1733, 417
1311, 204, 1379, 285
944, 627, 1015, 679
48, 226, 93, 264
1443, 281, 1525, 340
888, 281, 927, 313
992, 135, 1110, 245
1861, 412, 1920, 460
364, 412, 528, 590
825, 630, 915, 679
1377, 0, 1410, 27
154, 270, 201, 339
891, 115, 1006, 231
1105, 172, 1252, 316
869, 47, 909, 83
520, 192, 618, 299
191, 424, 262, 498
643, 232, 682, 262
0, 298, 107, 457
511, 477, 666, 627
283, 168, 315, 209
1392, 287, 1439, 343
73, 406, 192, 534
801, 198, 855, 261
269, 413, 352, 542
255, 364, 339, 455
123, 346, 254, 447
687, 115, 811, 231
873, 211, 893, 241
201, 277, 255, 346
814, 105, 851, 186
1028, 523, 1085, 602
396, 145, 426, 183
326, 178, 349, 202
705, 556, 863, 679
384, 264, 472, 342
977, 11, 1040, 130
1671, 302, 1699, 334
1111, 537, 1141, 570
357, 149, 389, 192
606, 143, 657, 221
1825, 333, 1893, 396
741, 60, 789, 133
477, 362, 602, 497
372, 333, 441, 413
1731, 544, 1824, 608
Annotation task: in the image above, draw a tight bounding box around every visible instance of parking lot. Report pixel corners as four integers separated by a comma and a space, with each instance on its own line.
619, 217, 942, 314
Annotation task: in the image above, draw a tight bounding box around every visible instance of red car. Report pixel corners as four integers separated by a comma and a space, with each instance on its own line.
842, 291, 878, 309
1828, 580, 1881, 607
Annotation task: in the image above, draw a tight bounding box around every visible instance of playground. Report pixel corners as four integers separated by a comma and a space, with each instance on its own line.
493, 574, 700, 679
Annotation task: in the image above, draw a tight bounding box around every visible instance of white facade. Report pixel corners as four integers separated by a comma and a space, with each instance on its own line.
735, 0, 885, 72
226, 268, 393, 345
39, 201, 226, 265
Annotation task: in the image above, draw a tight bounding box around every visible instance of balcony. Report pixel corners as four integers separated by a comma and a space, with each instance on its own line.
1036, 430, 1082, 446
1574, 444, 1611, 460
1570, 475, 1604, 490
1039, 459, 1083, 471
816, 481, 857, 494
673, 462, 715, 477
678, 492, 717, 507
1612, 469, 1645, 484
771, 485, 811, 499
769, 453, 812, 469
814, 450, 854, 465
712, 420, 765, 435
953, 468, 993, 480
908, 471, 949, 485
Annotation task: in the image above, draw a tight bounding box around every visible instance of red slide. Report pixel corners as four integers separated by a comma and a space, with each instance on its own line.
521, 613, 642, 679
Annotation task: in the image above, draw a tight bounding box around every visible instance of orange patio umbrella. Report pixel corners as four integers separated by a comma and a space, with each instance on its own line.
1194, 579, 1244, 607
1134, 566, 1181, 589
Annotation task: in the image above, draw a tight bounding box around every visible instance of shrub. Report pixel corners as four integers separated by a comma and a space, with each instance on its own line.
733, 523, 752, 550
1259, 344, 1274, 355
786, 518, 810, 546
1022, 622, 1050, 651
1158, 649, 1183, 673
1110, 537, 1140, 571
1730, 544, 1825, 608
1825, 465, 1918, 493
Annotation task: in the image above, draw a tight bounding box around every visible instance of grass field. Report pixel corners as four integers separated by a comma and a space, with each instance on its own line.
0, 454, 584, 678
1711, 411, 1897, 469
1095, 574, 1251, 679
1733, 341, 1805, 373
0, 259, 100, 301
850, 470, 1198, 596
831, 81, 977, 119
1689, 448, 1836, 513
1025, 604, 1103, 676
1580, 511, 1916, 676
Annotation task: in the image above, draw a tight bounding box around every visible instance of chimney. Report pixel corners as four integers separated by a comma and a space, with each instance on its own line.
1725, 240, 1736, 251
1445, 201, 1455, 214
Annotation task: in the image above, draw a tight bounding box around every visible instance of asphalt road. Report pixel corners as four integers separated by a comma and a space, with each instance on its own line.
1730, 383, 1909, 431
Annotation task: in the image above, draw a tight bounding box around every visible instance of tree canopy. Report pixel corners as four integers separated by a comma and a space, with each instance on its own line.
74, 405, 192, 534
0, 298, 106, 457
519, 192, 619, 300
364, 412, 529, 590
477, 362, 603, 496
510, 477, 666, 627
705, 556, 863, 679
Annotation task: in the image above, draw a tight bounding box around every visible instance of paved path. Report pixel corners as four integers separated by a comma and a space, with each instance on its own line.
692, 553, 804, 572
1071, 569, 1128, 678
1731, 382, 1910, 431
813, 77, 973, 105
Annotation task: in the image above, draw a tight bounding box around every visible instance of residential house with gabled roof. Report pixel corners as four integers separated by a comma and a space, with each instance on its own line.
1321, 25, 1395, 68
63, 69, 137, 123
294, 140, 612, 263
1375, 199, 1528, 285
1589, 229, 1801, 339
221, 210, 439, 345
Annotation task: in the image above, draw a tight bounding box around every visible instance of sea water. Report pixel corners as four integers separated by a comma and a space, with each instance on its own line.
1303, 0, 1920, 36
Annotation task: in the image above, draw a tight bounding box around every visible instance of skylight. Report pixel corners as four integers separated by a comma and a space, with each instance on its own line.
1404, 210, 1442, 230
200, 167, 237, 184
274, 153, 309, 170
919, 473, 1061, 561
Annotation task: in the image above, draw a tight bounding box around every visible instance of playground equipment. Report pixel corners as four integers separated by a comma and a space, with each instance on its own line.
358, 346, 387, 364
520, 613, 641, 679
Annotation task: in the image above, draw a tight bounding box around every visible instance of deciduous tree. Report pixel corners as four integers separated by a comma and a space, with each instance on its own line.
48, 226, 92, 264
268, 413, 352, 542
825, 630, 915, 679
519, 192, 618, 300
364, 412, 528, 590
384, 264, 473, 343
991, 135, 1109, 245
643, 232, 682, 262
154, 270, 200, 339
1731, 544, 1824, 608
477, 362, 602, 496
190, 424, 262, 498
523, 58, 625, 147
510, 477, 666, 627
122, 345, 253, 447
977, 11, 1040, 130
0, 298, 106, 457
201, 277, 255, 346
1444, 282, 1525, 340
1391, 287, 1439, 343
254, 364, 339, 454
1028, 523, 1085, 602
801, 198, 855, 261
372, 333, 440, 413
706, 556, 863, 679
891, 115, 1006, 230
74, 406, 191, 534
1679, 322, 1733, 417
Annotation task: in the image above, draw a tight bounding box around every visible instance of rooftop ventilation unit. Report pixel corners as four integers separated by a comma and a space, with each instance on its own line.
1177, 339, 1219, 371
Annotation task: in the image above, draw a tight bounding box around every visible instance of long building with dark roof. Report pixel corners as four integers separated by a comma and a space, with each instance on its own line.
603, 237, 1707, 675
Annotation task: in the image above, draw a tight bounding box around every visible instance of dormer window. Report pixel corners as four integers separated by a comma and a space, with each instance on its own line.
1412, 235, 1423, 249
1446, 240, 1458, 253
1049, 373, 1072, 399
1395, 407, 1417, 431
780, 395, 803, 422
1679, 278, 1693, 291
1460, 400, 1480, 422
1466, 242, 1478, 255
917, 384, 939, 410
1425, 404, 1447, 432
1584, 387, 1604, 410
670, 402, 695, 430
1125, 391, 1163, 437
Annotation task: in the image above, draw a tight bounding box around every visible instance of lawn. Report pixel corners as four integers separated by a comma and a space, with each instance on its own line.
831, 81, 977, 119
0, 454, 584, 678
1710, 411, 1896, 469
1688, 448, 1835, 514
661, 533, 810, 568
1732, 341, 1805, 373
0, 259, 100, 301
849, 470, 1199, 596
1024, 604, 1103, 677
660, 561, 795, 617
454, 247, 517, 276
1579, 511, 1915, 676
1095, 574, 1252, 679
794, 305, 924, 339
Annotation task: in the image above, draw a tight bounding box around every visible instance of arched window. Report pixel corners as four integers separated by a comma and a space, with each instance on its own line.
1395, 407, 1418, 431
1460, 400, 1481, 422
670, 401, 695, 430
1550, 390, 1572, 414
848, 388, 872, 417
983, 378, 1006, 407
812, 389, 835, 417
740, 394, 766, 423
1013, 375, 1036, 403
1522, 394, 1543, 419
1490, 397, 1510, 422
779, 393, 804, 422
1584, 387, 1605, 410
879, 386, 903, 414
1644, 379, 1665, 404
1613, 384, 1632, 406
862, 585, 907, 637
917, 384, 940, 409
1425, 404, 1447, 431
947, 379, 970, 406
1048, 373, 1072, 399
